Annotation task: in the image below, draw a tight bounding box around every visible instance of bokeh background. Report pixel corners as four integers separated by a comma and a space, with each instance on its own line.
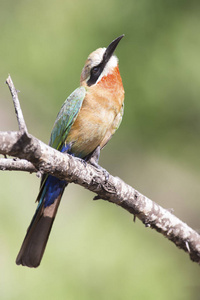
1, 0, 200, 299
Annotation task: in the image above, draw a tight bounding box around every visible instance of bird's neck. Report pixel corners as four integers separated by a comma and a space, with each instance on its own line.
97, 66, 123, 92
96, 66, 124, 110
81, 65, 124, 113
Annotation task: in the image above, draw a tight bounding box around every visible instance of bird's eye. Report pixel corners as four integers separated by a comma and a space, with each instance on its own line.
91, 66, 99, 74
87, 64, 102, 86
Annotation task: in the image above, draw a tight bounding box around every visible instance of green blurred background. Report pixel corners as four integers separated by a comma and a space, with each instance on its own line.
1, 0, 200, 299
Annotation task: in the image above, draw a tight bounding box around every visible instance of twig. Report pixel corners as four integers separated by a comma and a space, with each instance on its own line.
6, 75, 28, 133
1, 76, 200, 264
0, 157, 36, 172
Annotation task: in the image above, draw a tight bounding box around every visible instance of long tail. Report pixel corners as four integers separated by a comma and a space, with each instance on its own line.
16, 176, 67, 268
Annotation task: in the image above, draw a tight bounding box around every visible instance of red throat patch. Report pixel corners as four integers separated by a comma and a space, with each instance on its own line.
98, 66, 123, 90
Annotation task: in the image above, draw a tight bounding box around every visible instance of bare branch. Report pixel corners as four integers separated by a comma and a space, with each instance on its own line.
0, 157, 36, 172
1, 76, 200, 264
6, 75, 28, 133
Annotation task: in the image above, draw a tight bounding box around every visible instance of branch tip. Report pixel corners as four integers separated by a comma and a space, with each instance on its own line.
6, 75, 28, 134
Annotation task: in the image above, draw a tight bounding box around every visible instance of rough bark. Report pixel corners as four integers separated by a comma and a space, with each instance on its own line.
1, 75, 200, 264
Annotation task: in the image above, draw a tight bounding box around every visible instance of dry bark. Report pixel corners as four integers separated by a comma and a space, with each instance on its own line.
1, 75, 200, 264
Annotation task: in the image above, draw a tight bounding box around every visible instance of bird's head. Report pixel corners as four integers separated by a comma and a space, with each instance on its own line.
80, 35, 124, 87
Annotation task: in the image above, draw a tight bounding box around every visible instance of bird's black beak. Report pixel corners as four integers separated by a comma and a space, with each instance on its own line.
103, 35, 124, 65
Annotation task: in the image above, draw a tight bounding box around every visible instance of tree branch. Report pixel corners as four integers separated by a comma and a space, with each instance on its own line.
0, 157, 36, 172
6, 75, 28, 133
1, 76, 200, 264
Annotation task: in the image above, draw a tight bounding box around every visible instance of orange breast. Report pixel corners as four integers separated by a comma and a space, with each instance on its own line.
99, 66, 124, 91
66, 66, 124, 157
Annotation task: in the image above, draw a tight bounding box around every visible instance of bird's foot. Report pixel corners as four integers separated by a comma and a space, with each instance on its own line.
87, 146, 100, 167
87, 146, 109, 182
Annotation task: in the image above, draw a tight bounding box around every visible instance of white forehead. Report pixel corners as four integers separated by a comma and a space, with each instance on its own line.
88, 47, 118, 82
88, 48, 106, 66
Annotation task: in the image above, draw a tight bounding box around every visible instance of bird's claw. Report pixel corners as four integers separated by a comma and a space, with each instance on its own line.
86, 146, 100, 167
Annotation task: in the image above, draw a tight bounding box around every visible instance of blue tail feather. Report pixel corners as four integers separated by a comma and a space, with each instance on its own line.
42, 176, 67, 208
16, 144, 70, 267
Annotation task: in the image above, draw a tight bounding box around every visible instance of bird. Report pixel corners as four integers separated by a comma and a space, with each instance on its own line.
16, 35, 125, 268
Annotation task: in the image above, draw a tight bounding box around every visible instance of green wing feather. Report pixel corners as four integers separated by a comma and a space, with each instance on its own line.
38, 86, 86, 192
49, 86, 86, 150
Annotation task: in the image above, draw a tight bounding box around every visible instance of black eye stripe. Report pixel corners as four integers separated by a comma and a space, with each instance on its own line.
87, 63, 104, 86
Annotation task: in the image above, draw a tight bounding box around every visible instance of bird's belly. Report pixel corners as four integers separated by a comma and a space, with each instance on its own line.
66, 107, 114, 158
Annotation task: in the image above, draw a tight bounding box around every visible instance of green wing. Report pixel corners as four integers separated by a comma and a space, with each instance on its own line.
38, 86, 86, 192
49, 86, 86, 151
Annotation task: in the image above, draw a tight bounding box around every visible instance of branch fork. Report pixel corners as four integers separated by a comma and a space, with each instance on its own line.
1, 75, 200, 264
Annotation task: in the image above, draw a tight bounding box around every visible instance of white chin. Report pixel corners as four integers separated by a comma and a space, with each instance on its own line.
97, 55, 118, 84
